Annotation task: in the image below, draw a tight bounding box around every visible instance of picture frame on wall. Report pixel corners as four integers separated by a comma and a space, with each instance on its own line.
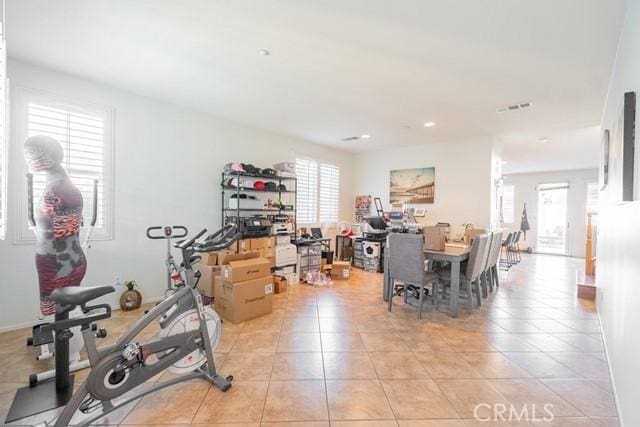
600, 129, 609, 190
389, 167, 436, 204
609, 91, 636, 202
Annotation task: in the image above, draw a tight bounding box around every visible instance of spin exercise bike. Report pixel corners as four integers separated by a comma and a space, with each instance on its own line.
146, 225, 189, 297
7, 225, 241, 426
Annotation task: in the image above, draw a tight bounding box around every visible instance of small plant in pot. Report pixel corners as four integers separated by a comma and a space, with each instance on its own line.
119, 280, 142, 311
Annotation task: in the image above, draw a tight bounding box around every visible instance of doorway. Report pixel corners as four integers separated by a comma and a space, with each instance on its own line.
536, 183, 569, 255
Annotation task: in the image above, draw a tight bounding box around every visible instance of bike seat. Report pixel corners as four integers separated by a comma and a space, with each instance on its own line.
50, 285, 116, 307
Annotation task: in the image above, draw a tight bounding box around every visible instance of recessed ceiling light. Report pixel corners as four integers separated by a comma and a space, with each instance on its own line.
424, 122, 436, 127
540, 137, 549, 143
259, 49, 271, 56
361, 134, 371, 139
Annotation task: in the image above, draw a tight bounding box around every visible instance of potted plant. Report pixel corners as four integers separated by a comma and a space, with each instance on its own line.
119, 280, 142, 311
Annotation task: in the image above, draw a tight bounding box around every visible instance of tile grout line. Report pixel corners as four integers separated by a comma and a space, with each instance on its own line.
316, 288, 332, 423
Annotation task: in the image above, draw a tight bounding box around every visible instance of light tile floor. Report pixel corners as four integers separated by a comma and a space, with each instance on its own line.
0, 254, 620, 426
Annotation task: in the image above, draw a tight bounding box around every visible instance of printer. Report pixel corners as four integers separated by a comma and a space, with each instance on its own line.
227, 216, 272, 238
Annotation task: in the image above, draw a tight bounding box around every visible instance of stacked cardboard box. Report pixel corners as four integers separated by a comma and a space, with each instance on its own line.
214, 255, 274, 324
230, 237, 276, 267
197, 250, 259, 298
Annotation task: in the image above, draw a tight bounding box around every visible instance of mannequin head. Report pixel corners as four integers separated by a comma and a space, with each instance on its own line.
24, 135, 64, 172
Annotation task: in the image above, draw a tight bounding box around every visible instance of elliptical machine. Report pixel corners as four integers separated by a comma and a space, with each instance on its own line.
6, 224, 241, 426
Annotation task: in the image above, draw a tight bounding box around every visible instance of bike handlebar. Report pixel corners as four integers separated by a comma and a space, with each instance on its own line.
146, 225, 189, 239
176, 228, 208, 250
195, 225, 241, 252
173, 224, 241, 253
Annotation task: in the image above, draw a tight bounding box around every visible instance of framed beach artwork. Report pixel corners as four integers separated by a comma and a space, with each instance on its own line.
390, 167, 436, 204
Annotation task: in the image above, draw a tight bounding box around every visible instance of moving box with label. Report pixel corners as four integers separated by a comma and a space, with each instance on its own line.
214, 276, 274, 323
197, 250, 261, 299
331, 261, 351, 280
221, 257, 271, 283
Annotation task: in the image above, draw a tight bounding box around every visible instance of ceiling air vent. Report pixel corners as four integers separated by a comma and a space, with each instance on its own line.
496, 101, 533, 113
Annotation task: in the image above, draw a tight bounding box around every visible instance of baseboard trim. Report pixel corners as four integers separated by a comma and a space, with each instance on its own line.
597, 308, 624, 425
0, 295, 165, 334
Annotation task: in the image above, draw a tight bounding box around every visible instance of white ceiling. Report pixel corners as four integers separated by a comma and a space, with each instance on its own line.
6, 0, 626, 171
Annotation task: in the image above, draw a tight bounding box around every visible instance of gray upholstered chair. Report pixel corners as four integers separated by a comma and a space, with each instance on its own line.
485, 231, 503, 291
500, 231, 514, 269
476, 231, 494, 299
387, 233, 440, 319
437, 234, 490, 308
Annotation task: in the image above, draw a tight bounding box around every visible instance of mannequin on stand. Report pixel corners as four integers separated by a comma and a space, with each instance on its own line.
24, 135, 87, 315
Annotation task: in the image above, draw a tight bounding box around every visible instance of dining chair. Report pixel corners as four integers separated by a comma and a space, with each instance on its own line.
485, 230, 503, 291
500, 232, 514, 270
387, 233, 439, 319
512, 230, 522, 263
438, 234, 490, 308
478, 232, 495, 298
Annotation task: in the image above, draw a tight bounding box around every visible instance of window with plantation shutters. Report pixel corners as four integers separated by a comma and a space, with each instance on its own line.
16, 89, 113, 242
296, 157, 341, 225
501, 184, 515, 224
319, 162, 339, 223
296, 157, 318, 224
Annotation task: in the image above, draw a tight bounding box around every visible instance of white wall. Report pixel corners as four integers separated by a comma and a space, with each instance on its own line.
352, 139, 495, 239
503, 169, 598, 258
597, 1, 640, 425
0, 59, 355, 331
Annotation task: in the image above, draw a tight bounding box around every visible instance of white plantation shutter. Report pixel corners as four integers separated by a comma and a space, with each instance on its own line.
319, 162, 339, 223
296, 157, 318, 224
14, 90, 114, 243
501, 184, 515, 224
28, 103, 105, 229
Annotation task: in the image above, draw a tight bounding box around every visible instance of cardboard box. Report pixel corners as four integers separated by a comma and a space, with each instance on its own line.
265, 256, 276, 269
424, 227, 446, 251
249, 237, 268, 249
199, 265, 222, 297
263, 247, 275, 258
214, 276, 274, 324
464, 228, 487, 245
200, 251, 219, 266
331, 261, 351, 280
273, 275, 288, 293
217, 250, 259, 266
230, 239, 251, 253
222, 257, 271, 283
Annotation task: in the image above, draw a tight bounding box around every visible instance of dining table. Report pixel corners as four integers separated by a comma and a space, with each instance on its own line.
383, 242, 471, 318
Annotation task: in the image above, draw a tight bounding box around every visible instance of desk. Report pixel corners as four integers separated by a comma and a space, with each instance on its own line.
383, 244, 470, 317
424, 245, 470, 318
